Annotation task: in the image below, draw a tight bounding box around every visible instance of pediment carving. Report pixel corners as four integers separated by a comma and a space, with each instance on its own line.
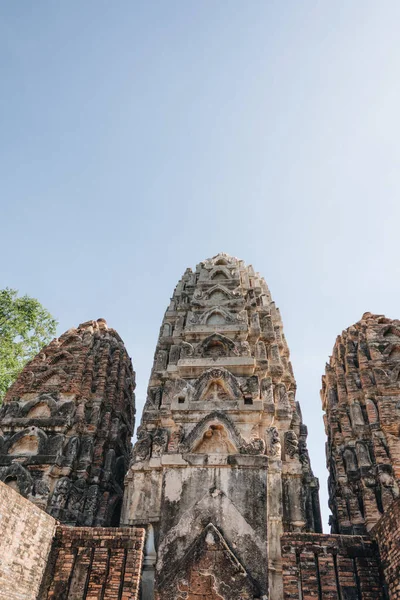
179, 411, 265, 456
157, 523, 260, 600
193, 368, 242, 402
195, 333, 236, 358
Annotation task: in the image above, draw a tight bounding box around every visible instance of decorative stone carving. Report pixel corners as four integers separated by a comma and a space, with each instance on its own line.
275, 383, 292, 415
84, 484, 99, 526
193, 368, 242, 402
50, 477, 71, 511
343, 448, 358, 474
350, 401, 365, 427
133, 428, 152, 462
67, 479, 86, 514
175, 315, 185, 330
152, 429, 168, 458
238, 341, 251, 356
167, 425, 184, 453
180, 341, 194, 358
195, 334, 235, 358
240, 437, 266, 455
285, 431, 299, 458
155, 350, 168, 371
64, 436, 80, 467
169, 345, 181, 364
266, 427, 281, 458
356, 442, 372, 467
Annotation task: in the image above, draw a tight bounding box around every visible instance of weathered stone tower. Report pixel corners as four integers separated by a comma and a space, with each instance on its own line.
0, 318, 136, 527
322, 312, 400, 535
122, 253, 321, 600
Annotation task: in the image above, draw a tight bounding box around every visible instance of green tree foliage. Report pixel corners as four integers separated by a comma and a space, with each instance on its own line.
0, 288, 57, 402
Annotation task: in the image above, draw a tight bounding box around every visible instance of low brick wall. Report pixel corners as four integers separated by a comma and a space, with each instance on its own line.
0, 480, 56, 600
281, 532, 385, 600
39, 526, 145, 600
373, 497, 400, 600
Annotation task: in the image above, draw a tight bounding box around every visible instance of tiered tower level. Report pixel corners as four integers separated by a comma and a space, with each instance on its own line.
122, 254, 321, 600
0, 319, 136, 527
322, 312, 400, 535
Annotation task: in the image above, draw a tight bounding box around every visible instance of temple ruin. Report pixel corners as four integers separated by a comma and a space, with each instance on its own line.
0, 253, 399, 599
122, 252, 320, 599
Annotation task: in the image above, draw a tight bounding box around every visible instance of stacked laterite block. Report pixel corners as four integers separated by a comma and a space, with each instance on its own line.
39, 526, 145, 600
373, 497, 400, 600
281, 533, 385, 600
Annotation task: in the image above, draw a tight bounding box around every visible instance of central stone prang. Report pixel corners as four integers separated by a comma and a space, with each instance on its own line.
121, 253, 321, 600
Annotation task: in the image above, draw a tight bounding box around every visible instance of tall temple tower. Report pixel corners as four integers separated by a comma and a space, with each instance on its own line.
322, 312, 400, 535
122, 253, 321, 600
0, 318, 136, 527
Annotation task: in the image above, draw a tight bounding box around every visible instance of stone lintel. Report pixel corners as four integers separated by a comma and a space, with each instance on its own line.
177, 356, 255, 376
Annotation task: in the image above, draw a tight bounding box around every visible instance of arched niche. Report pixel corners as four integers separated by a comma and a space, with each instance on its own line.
193, 424, 237, 454
209, 266, 231, 281
27, 402, 51, 418
180, 412, 243, 454
200, 307, 234, 326
202, 379, 232, 401
0, 463, 33, 497
8, 434, 39, 456
389, 345, 400, 360
4, 477, 20, 493
196, 333, 236, 359
194, 368, 242, 402
204, 283, 232, 303
207, 312, 226, 325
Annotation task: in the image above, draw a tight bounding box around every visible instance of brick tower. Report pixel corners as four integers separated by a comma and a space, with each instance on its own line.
0, 318, 136, 527
322, 312, 400, 534
122, 253, 321, 600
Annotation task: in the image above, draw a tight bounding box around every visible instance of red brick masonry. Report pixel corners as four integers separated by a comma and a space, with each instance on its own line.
373, 497, 400, 600
281, 532, 386, 600
39, 526, 145, 600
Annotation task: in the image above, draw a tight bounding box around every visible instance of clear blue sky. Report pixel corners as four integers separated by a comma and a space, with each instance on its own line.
2, 2, 400, 530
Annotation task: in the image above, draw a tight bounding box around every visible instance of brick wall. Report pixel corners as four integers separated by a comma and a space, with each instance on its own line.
281, 532, 385, 600
0, 480, 56, 600
373, 497, 400, 600
39, 526, 145, 600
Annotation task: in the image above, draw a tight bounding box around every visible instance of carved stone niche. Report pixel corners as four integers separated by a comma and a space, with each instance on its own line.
193, 368, 242, 403
194, 333, 236, 358
179, 412, 265, 457
152, 429, 168, 458
0, 463, 33, 497
266, 427, 281, 459
284, 431, 299, 459
343, 447, 358, 476
193, 424, 238, 455
6, 426, 47, 456
132, 428, 153, 463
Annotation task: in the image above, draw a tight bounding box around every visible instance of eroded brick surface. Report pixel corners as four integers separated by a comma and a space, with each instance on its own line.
40, 526, 145, 600
373, 497, 400, 600
321, 313, 400, 535
281, 532, 384, 600
0, 318, 136, 527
